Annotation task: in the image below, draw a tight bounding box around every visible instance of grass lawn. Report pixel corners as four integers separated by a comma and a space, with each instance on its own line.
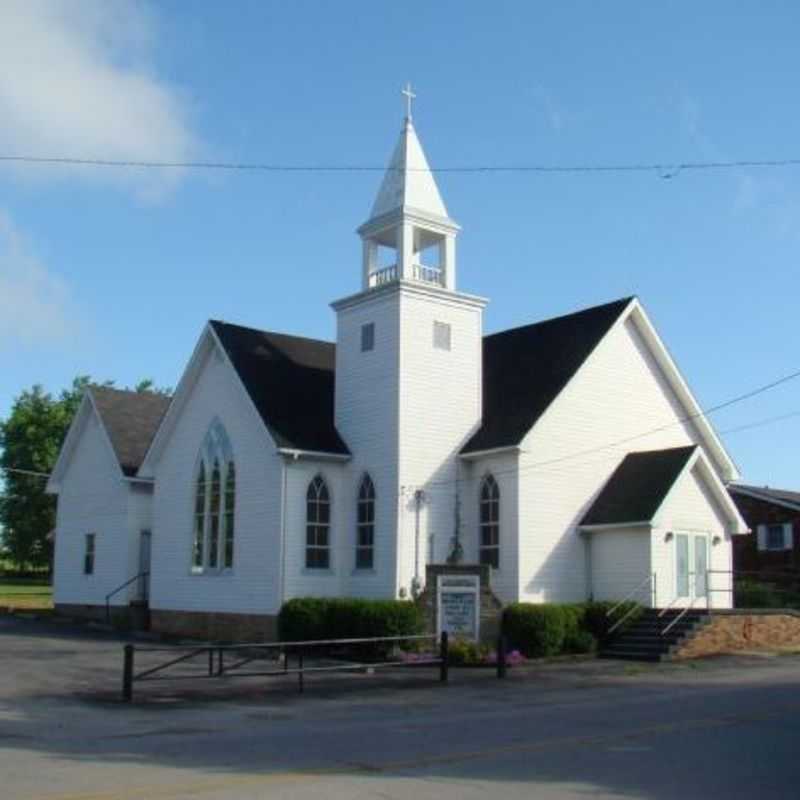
0, 578, 53, 611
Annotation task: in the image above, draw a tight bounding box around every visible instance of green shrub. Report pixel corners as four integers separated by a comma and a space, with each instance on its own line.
563, 629, 597, 654
277, 597, 424, 643
735, 579, 781, 609
503, 603, 577, 657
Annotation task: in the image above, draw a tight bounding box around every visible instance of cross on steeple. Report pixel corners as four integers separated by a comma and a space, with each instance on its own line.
401, 82, 416, 120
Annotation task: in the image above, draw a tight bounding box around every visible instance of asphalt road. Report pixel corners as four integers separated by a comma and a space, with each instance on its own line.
1, 615, 799, 799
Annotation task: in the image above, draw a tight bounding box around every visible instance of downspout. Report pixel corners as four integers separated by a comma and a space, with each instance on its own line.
411, 488, 425, 597
279, 455, 289, 607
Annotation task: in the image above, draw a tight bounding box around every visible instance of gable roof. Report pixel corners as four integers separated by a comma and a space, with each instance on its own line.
90, 387, 171, 477
209, 321, 349, 455
580, 445, 697, 526
729, 483, 800, 512
462, 297, 633, 454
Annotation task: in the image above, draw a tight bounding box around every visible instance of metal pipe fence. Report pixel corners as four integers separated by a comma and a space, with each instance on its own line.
123, 632, 454, 701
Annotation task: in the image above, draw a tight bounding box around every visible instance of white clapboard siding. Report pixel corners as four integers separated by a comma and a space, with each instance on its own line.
518, 315, 719, 604
150, 341, 282, 616
53, 411, 132, 606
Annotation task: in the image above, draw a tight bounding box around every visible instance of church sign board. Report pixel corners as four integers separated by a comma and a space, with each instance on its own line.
436, 574, 480, 641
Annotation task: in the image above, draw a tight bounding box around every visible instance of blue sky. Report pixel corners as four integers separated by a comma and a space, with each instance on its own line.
0, 1, 798, 487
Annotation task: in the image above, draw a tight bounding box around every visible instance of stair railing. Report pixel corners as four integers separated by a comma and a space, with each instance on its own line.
606, 572, 656, 635
105, 571, 149, 624
659, 569, 710, 636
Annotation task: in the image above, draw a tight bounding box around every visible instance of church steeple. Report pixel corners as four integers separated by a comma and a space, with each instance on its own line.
357, 86, 460, 292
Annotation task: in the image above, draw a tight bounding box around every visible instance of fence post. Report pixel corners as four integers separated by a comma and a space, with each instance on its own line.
298, 650, 304, 694
497, 635, 507, 679
439, 631, 449, 683
122, 644, 134, 702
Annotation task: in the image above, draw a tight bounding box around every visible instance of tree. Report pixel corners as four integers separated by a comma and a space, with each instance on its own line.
0, 376, 170, 570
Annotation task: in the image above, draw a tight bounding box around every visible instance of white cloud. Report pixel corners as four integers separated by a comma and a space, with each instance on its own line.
0, 211, 81, 347
0, 1, 197, 195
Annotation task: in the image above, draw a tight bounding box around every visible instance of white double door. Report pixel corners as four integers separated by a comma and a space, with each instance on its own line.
675, 532, 709, 603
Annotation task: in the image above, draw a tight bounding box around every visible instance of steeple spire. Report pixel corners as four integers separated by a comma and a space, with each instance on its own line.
357, 88, 460, 293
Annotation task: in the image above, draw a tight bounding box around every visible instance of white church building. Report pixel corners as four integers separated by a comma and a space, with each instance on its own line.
48, 103, 749, 640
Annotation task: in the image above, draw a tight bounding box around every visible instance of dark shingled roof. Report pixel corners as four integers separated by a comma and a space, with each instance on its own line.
90, 386, 171, 477
462, 297, 633, 453
729, 484, 800, 510
581, 445, 697, 526
210, 320, 349, 455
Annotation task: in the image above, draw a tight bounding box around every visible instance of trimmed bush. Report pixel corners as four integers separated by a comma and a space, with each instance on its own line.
503, 603, 578, 657
278, 597, 424, 643
563, 629, 597, 654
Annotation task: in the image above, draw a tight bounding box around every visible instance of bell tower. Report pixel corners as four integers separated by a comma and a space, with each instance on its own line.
333, 88, 487, 599
357, 84, 460, 292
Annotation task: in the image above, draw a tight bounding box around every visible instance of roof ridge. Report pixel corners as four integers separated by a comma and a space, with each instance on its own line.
209, 319, 334, 347
485, 296, 635, 340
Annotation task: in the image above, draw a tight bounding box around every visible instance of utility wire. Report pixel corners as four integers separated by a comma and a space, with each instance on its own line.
0, 370, 800, 489
720, 410, 800, 436
2, 368, 799, 493
419, 366, 800, 491
2, 154, 800, 175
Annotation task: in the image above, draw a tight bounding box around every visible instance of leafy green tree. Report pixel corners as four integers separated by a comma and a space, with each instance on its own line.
0, 376, 169, 570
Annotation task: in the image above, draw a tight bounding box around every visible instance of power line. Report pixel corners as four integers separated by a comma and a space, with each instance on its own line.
419, 366, 800, 491
1, 154, 800, 175
2, 368, 798, 494
720, 410, 800, 436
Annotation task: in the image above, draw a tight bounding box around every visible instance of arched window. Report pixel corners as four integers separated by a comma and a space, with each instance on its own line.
480, 474, 499, 569
306, 475, 330, 569
223, 462, 236, 569
191, 420, 235, 573
356, 474, 375, 569
193, 463, 206, 569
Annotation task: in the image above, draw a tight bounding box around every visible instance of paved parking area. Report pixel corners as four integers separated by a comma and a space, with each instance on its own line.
2, 615, 800, 799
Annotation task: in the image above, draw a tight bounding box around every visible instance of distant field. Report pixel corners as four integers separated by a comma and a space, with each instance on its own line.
0, 579, 53, 610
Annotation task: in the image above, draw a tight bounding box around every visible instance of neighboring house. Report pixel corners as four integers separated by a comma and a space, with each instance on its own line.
47, 387, 170, 618
729, 484, 800, 583
47, 108, 749, 639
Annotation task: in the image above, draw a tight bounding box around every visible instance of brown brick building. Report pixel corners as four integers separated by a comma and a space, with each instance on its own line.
729, 484, 800, 584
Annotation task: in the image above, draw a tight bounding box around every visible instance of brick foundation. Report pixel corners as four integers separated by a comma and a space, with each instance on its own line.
56, 603, 116, 622
150, 609, 278, 642
677, 610, 800, 659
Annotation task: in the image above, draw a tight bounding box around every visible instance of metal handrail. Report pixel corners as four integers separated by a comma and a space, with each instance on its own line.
606, 572, 656, 635
659, 569, 711, 635
662, 595, 699, 636
105, 571, 149, 624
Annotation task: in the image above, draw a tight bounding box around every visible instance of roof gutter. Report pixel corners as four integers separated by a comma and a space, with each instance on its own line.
276, 448, 351, 462
459, 445, 522, 461
578, 521, 653, 533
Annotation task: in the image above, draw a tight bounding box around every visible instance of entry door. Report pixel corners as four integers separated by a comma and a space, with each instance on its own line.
675, 533, 708, 602
676, 534, 690, 598
138, 530, 152, 601
694, 535, 708, 599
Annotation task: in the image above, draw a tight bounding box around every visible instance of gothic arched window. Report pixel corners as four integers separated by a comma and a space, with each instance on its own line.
479, 474, 500, 569
356, 474, 375, 569
306, 475, 331, 569
191, 420, 235, 573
